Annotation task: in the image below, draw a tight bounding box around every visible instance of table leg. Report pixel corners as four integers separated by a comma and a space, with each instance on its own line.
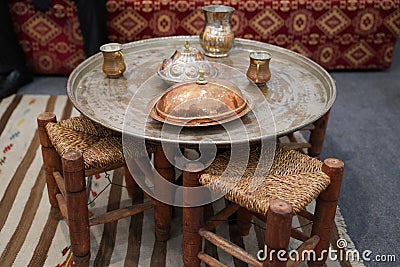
153, 145, 174, 241
182, 163, 204, 267
309, 110, 330, 158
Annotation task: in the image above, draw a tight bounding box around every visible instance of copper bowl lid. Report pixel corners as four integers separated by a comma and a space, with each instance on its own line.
151, 72, 252, 126
158, 41, 218, 84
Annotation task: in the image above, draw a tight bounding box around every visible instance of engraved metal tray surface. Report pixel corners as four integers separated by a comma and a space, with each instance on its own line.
67, 36, 336, 146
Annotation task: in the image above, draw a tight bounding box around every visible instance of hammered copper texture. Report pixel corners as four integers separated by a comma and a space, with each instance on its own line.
152, 77, 248, 125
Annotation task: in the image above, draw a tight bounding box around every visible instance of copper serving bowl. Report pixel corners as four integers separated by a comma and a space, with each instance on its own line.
150, 73, 253, 126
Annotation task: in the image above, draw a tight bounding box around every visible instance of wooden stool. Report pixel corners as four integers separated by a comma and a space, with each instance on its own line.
193, 145, 344, 267
37, 112, 155, 266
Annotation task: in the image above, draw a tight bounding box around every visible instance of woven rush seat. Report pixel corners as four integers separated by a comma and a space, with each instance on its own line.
195, 145, 344, 266
45, 115, 153, 170
199, 146, 331, 215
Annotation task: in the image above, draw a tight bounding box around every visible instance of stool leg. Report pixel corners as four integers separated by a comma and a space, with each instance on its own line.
309, 158, 344, 267
182, 162, 204, 267
124, 164, 140, 199
37, 112, 62, 219
63, 151, 90, 267
237, 207, 253, 236
308, 110, 330, 158
264, 199, 293, 267
154, 145, 174, 241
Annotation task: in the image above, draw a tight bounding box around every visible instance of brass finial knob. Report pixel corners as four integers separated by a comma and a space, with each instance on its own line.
196, 70, 208, 85
184, 41, 190, 52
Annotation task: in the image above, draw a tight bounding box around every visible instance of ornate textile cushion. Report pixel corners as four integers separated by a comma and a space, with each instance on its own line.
9, 0, 86, 74
199, 146, 331, 215
10, 0, 400, 74
45, 116, 124, 170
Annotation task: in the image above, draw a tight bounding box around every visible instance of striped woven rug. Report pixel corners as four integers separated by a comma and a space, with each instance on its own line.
0, 94, 362, 267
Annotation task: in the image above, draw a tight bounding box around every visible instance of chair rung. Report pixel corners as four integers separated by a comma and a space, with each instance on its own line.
204, 203, 240, 231
198, 228, 262, 267
197, 252, 227, 267
298, 209, 314, 221
89, 201, 154, 226
300, 124, 316, 131
53, 171, 66, 197
291, 228, 309, 242
56, 193, 68, 223
287, 235, 320, 267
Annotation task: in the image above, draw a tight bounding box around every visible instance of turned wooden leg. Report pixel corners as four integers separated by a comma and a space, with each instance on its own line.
237, 207, 253, 236
309, 110, 330, 158
63, 151, 90, 267
309, 158, 344, 267
182, 162, 204, 267
37, 112, 62, 218
264, 199, 293, 267
124, 164, 140, 199
153, 145, 174, 241
203, 203, 219, 260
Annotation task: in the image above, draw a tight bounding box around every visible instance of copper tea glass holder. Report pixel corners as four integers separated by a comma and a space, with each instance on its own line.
246, 50, 272, 86
100, 43, 126, 78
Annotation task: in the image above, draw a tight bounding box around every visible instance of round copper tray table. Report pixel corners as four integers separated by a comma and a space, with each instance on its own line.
67, 36, 336, 147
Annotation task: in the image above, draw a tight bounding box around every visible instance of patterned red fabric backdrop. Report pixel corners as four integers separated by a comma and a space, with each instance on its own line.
10, 0, 400, 74
9, 0, 86, 74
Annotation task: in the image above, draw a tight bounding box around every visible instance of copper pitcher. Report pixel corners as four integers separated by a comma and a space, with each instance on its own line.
100, 43, 126, 78
246, 51, 272, 86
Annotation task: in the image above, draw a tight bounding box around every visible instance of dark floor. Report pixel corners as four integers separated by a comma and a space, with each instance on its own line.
17, 40, 400, 266
323, 41, 400, 266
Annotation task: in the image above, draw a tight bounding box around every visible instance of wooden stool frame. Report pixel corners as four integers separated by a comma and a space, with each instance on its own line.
189, 157, 344, 267
281, 110, 331, 158
37, 112, 155, 266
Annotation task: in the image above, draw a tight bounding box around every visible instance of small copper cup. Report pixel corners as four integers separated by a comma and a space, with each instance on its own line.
100, 43, 126, 78
246, 51, 271, 86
